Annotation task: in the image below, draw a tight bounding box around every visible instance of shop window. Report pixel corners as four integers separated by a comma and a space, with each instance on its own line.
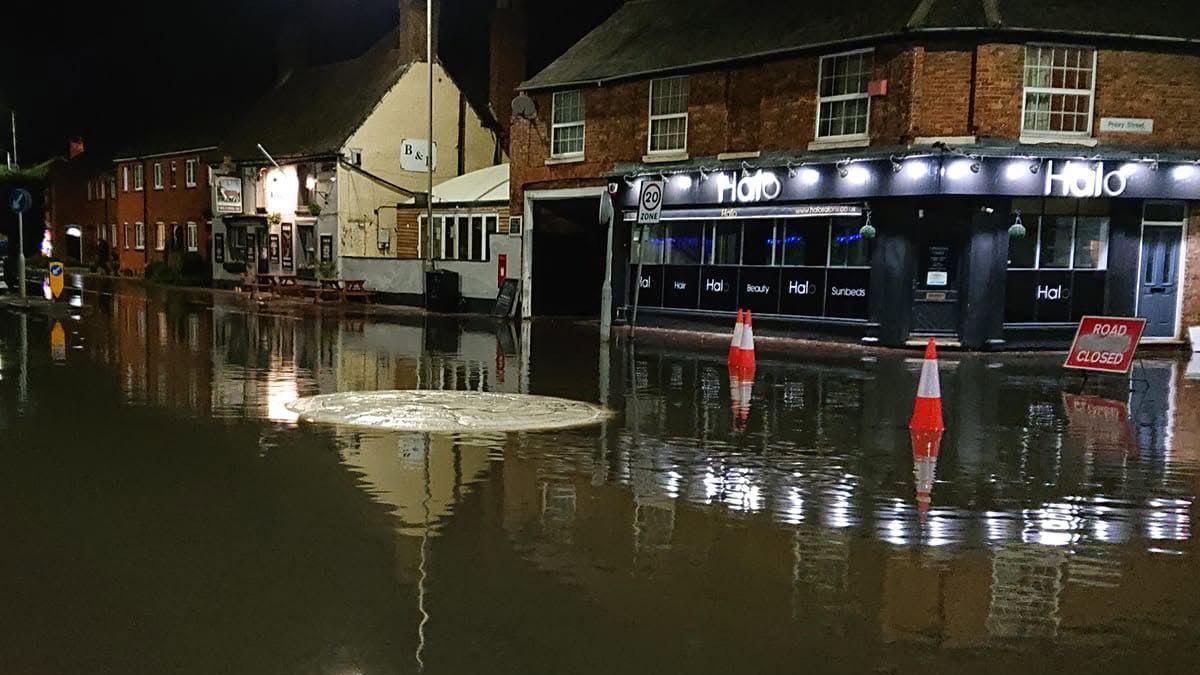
1037, 215, 1073, 268
705, 221, 741, 265
1005, 199, 1110, 323
153, 163, 163, 190
226, 226, 247, 262
816, 49, 873, 140
1022, 45, 1095, 137
666, 222, 704, 265
741, 220, 776, 266
551, 90, 585, 158
631, 222, 668, 264
828, 218, 872, 267
780, 220, 830, 267
1072, 217, 1109, 269
648, 76, 688, 154
185, 159, 197, 188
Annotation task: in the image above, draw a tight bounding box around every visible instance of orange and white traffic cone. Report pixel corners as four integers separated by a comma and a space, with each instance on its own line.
737, 310, 756, 372
728, 309, 745, 367
910, 428, 943, 520
729, 365, 743, 428
909, 338, 944, 432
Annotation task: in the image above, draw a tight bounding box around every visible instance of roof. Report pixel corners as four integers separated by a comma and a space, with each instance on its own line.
112, 115, 227, 161
219, 30, 414, 162
404, 163, 509, 205
522, 0, 1200, 91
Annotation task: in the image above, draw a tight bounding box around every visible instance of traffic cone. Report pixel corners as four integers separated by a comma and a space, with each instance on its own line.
910, 428, 943, 520
737, 310, 756, 371
728, 309, 745, 367
729, 366, 743, 428
909, 338, 944, 432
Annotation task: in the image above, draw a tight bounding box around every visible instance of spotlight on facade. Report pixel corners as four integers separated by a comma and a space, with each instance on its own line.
837, 160, 850, 178
1171, 164, 1196, 180
890, 156, 903, 173
673, 173, 693, 189
904, 160, 927, 179
800, 167, 821, 186
845, 165, 870, 185
946, 160, 974, 180
1005, 161, 1027, 181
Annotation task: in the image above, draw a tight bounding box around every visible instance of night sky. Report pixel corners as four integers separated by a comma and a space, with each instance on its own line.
0, 0, 621, 163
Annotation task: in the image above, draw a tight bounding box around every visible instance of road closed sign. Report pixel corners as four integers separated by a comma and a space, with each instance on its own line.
1064, 316, 1146, 374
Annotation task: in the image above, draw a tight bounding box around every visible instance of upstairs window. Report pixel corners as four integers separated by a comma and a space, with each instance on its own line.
187, 221, 199, 251
551, 90, 585, 158
648, 76, 689, 154
185, 159, 197, 187
135, 222, 146, 250
123, 166, 130, 191
134, 164, 144, 191
169, 162, 178, 189
1022, 45, 1096, 137
153, 162, 163, 190
816, 49, 873, 140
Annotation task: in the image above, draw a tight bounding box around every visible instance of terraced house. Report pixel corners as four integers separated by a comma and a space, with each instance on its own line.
510, 0, 1200, 349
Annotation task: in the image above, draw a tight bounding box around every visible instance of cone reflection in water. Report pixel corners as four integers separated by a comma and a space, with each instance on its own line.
909, 338, 944, 431
910, 428, 943, 521
728, 363, 754, 431
728, 309, 745, 367
50, 321, 67, 362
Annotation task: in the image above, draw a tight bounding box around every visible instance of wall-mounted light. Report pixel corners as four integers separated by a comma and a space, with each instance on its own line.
890, 155, 903, 173
699, 167, 710, 181
1029, 160, 1040, 174
673, 173, 693, 189
305, 175, 317, 191
837, 159, 851, 178
799, 167, 821, 186
970, 161, 981, 174
1171, 164, 1196, 181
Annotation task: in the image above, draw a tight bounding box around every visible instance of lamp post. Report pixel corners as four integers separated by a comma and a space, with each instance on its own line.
11, 111, 26, 299
425, 0, 434, 264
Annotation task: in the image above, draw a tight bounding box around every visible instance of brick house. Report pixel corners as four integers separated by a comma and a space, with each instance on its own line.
45, 146, 117, 265
510, 0, 1200, 348
113, 140, 217, 276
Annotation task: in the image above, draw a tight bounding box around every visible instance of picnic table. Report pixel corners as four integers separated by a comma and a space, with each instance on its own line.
309, 278, 374, 304
275, 275, 305, 297
342, 279, 373, 304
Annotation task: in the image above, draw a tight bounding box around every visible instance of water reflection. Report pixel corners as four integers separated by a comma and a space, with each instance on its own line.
2, 278, 1199, 673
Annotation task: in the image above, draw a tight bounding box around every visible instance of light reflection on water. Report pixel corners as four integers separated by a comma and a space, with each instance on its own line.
1, 278, 1198, 674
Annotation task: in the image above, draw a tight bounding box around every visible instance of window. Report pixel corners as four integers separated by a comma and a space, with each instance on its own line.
153, 162, 163, 190
349, 148, 363, 166
97, 224, 106, 241
187, 221, 198, 251
156, 223, 166, 250
124, 223, 132, 249
122, 166, 130, 191
828, 218, 872, 267
298, 225, 316, 268
87, 180, 93, 201
817, 49, 873, 140
109, 175, 116, 197
169, 162, 178, 189
1022, 45, 1096, 137
98, 179, 105, 199
111, 224, 118, 245
185, 160, 197, 187
1008, 199, 1108, 270
551, 90, 585, 157
419, 213, 496, 261
648, 76, 689, 154
135, 222, 145, 250
134, 164, 144, 191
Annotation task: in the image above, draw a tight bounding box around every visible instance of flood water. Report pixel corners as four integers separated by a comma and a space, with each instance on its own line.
2, 279, 1199, 674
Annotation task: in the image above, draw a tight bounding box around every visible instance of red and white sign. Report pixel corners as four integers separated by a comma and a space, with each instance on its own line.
1064, 316, 1146, 374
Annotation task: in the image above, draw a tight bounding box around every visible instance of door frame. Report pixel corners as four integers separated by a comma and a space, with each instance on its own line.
521, 186, 607, 320
1134, 201, 1189, 342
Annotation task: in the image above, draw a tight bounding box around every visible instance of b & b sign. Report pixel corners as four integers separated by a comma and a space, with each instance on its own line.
400, 139, 439, 173
1064, 316, 1146, 374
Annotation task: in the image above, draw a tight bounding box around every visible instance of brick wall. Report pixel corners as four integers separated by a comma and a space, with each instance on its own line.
1181, 207, 1200, 336
115, 152, 212, 275
47, 157, 117, 263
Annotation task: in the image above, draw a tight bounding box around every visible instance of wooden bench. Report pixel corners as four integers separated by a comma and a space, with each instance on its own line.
341, 279, 374, 304
311, 278, 343, 303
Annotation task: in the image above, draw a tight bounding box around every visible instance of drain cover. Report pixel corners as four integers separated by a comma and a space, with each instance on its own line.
286, 390, 610, 432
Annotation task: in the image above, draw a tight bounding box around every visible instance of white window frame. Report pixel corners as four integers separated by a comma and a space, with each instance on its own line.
169, 162, 178, 189
647, 76, 689, 155
124, 223, 131, 249
185, 159, 197, 187
134, 164, 144, 191
551, 90, 586, 159
419, 212, 497, 261
815, 47, 874, 142
153, 162, 164, 190
122, 166, 130, 191
186, 221, 199, 251
156, 222, 166, 251
98, 179, 105, 199
135, 222, 146, 250
111, 223, 118, 245
1020, 44, 1097, 139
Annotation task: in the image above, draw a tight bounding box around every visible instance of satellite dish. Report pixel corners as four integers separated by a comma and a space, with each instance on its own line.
511, 93, 537, 120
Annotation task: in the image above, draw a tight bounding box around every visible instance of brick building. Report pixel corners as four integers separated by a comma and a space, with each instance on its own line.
510, 0, 1200, 349
45, 146, 117, 266
113, 141, 217, 276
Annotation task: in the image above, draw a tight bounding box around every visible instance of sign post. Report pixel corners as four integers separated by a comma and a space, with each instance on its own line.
1064, 316, 1147, 378
630, 179, 664, 334
9, 188, 33, 299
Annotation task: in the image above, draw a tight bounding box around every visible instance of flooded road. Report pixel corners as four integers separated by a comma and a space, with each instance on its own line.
1, 279, 1198, 674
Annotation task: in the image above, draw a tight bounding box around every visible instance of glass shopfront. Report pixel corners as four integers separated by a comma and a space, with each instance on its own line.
1005, 198, 1109, 323
629, 215, 872, 320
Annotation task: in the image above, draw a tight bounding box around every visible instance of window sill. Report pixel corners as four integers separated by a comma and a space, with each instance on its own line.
641, 152, 689, 164
1019, 135, 1098, 147
545, 155, 585, 166
807, 138, 870, 151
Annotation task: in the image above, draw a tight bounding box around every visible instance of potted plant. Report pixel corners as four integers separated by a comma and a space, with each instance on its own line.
307, 203, 322, 216
318, 260, 338, 280
267, 212, 282, 226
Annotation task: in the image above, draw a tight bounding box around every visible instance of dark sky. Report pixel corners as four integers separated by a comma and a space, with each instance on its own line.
1, 0, 620, 164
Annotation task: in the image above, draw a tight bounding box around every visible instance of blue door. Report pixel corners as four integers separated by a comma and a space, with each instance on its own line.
1138, 226, 1182, 338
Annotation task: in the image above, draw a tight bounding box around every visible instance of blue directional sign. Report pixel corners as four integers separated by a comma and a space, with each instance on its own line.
9, 188, 32, 214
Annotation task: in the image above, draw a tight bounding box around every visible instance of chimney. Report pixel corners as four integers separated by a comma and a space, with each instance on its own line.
398, 0, 439, 62
489, 0, 528, 144
69, 138, 85, 159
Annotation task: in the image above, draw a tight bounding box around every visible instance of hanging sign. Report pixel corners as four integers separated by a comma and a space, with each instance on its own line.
216, 177, 243, 214
1064, 316, 1146, 374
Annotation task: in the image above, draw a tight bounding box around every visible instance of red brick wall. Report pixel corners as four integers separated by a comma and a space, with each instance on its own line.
909, 46, 974, 138
1181, 208, 1200, 336
115, 153, 211, 275
47, 157, 116, 264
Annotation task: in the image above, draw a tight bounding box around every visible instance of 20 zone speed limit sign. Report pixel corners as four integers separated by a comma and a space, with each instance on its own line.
637, 179, 664, 224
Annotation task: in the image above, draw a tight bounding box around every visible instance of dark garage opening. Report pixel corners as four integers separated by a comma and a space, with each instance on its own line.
532, 197, 605, 316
